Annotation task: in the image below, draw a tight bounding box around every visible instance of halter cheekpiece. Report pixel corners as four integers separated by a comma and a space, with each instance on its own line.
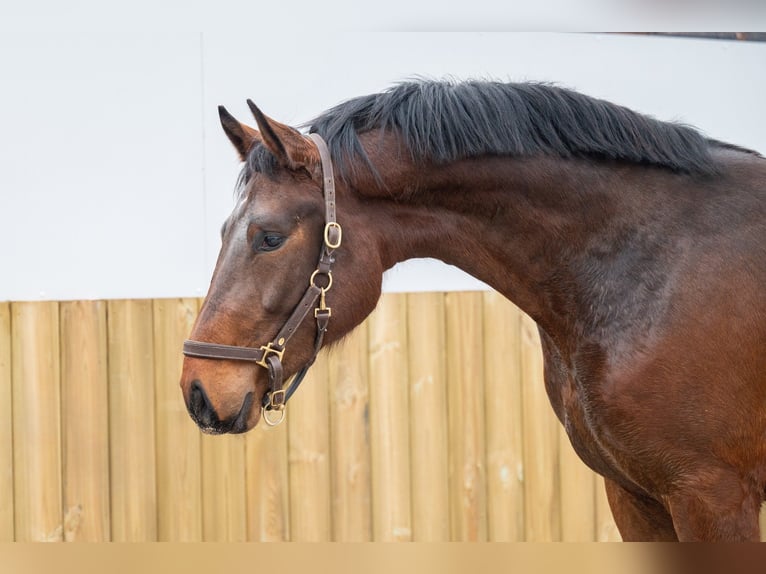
182, 133, 340, 426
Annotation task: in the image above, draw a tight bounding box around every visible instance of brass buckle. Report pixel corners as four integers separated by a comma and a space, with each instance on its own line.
255, 342, 285, 368
267, 389, 286, 410
324, 222, 342, 249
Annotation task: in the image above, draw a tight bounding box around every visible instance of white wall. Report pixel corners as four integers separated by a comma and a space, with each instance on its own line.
1, 27, 765, 301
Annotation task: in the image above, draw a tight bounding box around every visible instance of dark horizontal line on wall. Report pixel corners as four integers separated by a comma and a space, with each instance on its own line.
627, 32, 766, 43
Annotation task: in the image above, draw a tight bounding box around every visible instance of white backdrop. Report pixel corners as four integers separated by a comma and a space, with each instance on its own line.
1, 28, 765, 301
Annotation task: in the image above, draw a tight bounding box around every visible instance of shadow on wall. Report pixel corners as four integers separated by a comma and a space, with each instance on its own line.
633, 32, 766, 42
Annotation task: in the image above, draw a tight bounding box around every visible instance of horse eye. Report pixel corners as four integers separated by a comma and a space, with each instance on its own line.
254, 233, 285, 253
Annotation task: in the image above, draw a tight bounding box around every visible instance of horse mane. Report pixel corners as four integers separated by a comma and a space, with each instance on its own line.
243, 79, 748, 184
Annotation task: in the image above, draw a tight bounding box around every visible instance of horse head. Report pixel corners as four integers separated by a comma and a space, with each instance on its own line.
179, 103, 383, 433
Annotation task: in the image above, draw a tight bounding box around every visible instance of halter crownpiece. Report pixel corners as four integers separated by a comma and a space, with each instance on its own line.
183, 132, 340, 427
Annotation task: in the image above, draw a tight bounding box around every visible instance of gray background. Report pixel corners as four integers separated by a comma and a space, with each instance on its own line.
1, 25, 764, 300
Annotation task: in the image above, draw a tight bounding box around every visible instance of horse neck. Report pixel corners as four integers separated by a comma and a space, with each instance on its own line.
353, 150, 667, 346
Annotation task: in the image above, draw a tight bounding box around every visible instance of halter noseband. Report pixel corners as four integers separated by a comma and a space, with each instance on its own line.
182, 133, 340, 426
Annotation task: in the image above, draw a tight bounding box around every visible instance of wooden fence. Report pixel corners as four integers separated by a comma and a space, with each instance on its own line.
1, 292, 761, 541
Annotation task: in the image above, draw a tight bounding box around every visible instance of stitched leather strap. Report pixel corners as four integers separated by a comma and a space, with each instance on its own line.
309, 133, 340, 248
281, 306, 331, 405
183, 340, 266, 362
272, 284, 324, 350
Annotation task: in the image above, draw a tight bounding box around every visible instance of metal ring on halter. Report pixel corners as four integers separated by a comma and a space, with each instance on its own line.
309, 269, 333, 291
261, 405, 286, 427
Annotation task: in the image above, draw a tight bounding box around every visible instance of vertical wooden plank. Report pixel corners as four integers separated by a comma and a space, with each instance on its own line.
245, 422, 290, 541
558, 425, 596, 541
60, 301, 110, 541
445, 291, 487, 541
107, 299, 157, 541
595, 476, 622, 541
0, 302, 14, 541
407, 292, 449, 541
760, 504, 766, 542
287, 351, 331, 541
482, 292, 525, 541
327, 326, 372, 541
520, 313, 561, 541
11, 301, 62, 541
201, 434, 247, 541
153, 298, 202, 541
368, 293, 411, 541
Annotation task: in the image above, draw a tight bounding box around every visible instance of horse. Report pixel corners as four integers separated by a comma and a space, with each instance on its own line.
179, 79, 766, 541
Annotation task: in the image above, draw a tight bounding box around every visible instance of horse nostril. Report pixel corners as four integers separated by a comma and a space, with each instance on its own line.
189, 379, 218, 429
189, 379, 205, 409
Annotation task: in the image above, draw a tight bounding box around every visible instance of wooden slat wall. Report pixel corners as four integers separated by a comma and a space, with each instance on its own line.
286, 353, 331, 541
60, 301, 110, 541
328, 326, 372, 541
12, 302, 62, 542
245, 418, 290, 541
0, 303, 14, 541
445, 292, 487, 541
483, 291, 525, 541
153, 298, 202, 541
368, 293, 412, 541
407, 292, 449, 541
201, 433, 247, 541
107, 300, 157, 541
0, 293, 645, 542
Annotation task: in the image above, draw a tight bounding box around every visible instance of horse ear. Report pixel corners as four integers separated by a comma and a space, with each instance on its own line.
218, 106, 261, 161
246, 100, 319, 170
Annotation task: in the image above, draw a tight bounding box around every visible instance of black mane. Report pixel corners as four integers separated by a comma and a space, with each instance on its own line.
244, 79, 738, 183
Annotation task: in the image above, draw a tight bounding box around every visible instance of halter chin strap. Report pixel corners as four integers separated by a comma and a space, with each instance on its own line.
183, 133, 340, 426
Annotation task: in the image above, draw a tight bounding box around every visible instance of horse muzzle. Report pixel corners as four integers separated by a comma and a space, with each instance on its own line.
187, 379, 255, 434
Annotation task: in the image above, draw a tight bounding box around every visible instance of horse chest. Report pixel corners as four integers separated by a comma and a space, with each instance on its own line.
545, 365, 612, 475
539, 333, 633, 482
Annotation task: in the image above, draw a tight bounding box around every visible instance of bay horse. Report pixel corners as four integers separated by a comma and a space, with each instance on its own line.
180, 79, 766, 541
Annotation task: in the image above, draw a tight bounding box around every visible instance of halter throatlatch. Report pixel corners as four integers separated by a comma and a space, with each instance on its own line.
183, 133, 340, 427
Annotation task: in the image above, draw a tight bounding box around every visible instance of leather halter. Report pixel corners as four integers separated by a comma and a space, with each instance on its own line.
183, 133, 341, 426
